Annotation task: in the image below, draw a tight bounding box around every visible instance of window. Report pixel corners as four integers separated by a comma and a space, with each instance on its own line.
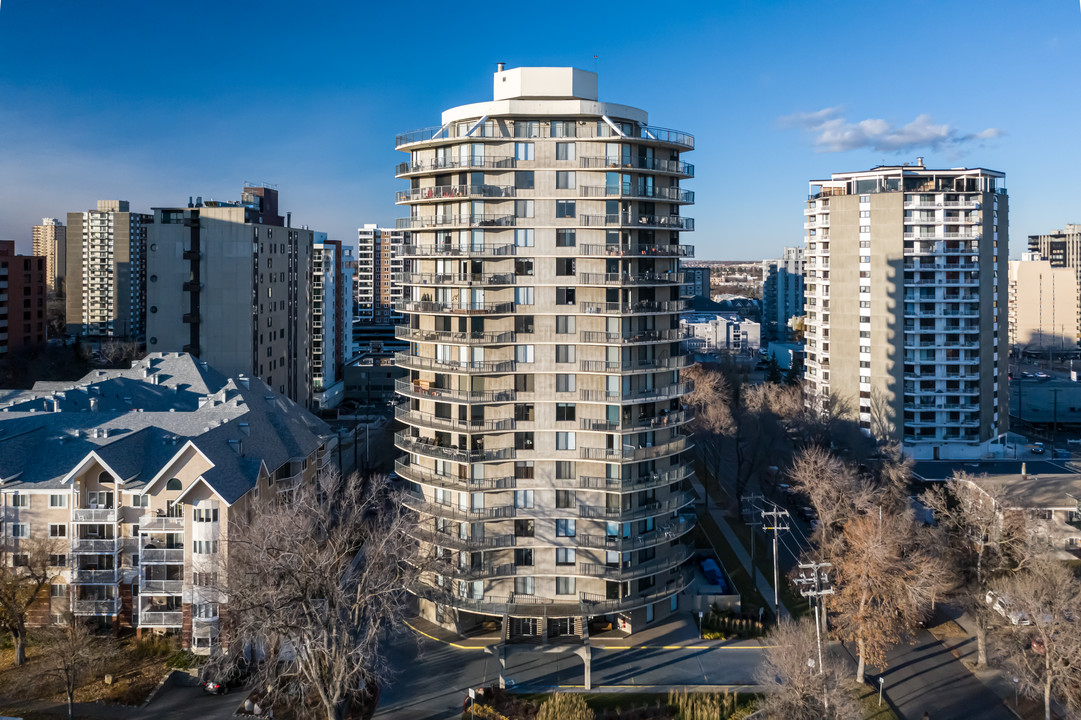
514, 171, 534, 190
515, 315, 534, 334
48, 554, 67, 567
12, 554, 29, 567
166, 478, 182, 491
515, 345, 535, 363
514, 228, 534, 247
556, 490, 576, 508
514, 259, 534, 276
556, 461, 575, 479
556, 287, 576, 305
556, 315, 575, 334
859, 210, 870, 218
193, 540, 219, 554
514, 548, 534, 566
514, 405, 535, 422
10, 494, 28, 508
194, 507, 220, 522
130, 494, 149, 508
551, 121, 576, 138
514, 432, 534, 450
555, 345, 575, 363
50, 584, 66, 598
514, 142, 534, 161
48, 524, 66, 538
556, 403, 576, 422
556, 229, 576, 247
514, 200, 534, 218
556, 374, 576, 392
515, 374, 535, 392
555, 577, 576, 595
556, 548, 576, 565
556, 171, 576, 189
556, 258, 576, 276
514, 577, 535, 595
555, 519, 576, 537
514, 490, 535, 509
514, 519, 535, 537
556, 432, 576, 450
49, 494, 67, 508
10, 524, 29, 538
556, 200, 576, 218
555, 142, 576, 161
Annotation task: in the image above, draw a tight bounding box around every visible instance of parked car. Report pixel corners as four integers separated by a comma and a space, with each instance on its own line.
1028, 442, 1046, 455
201, 659, 250, 695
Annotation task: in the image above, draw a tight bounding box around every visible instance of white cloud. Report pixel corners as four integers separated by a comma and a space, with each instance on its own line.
779, 107, 1002, 153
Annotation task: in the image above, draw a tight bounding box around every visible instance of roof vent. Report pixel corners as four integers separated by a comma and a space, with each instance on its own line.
89, 398, 99, 412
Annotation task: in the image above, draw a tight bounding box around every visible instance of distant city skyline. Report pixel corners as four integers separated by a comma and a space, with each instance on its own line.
2, 1, 1079, 260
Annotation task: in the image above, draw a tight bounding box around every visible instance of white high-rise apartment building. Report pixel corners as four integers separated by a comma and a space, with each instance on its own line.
66, 201, 150, 339
803, 161, 1008, 459
394, 66, 696, 639
32, 218, 66, 295
312, 236, 355, 410
356, 224, 408, 323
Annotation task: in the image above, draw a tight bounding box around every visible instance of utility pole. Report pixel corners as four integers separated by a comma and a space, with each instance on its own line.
742, 494, 765, 592
761, 505, 790, 612
1050, 387, 1062, 453
795, 561, 835, 712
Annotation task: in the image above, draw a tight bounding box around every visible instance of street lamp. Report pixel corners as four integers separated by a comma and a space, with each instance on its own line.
878, 676, 885, 708
1012, 676, 1019, 708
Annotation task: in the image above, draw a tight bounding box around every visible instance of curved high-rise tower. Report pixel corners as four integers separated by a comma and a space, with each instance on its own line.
394, 66, 696, 639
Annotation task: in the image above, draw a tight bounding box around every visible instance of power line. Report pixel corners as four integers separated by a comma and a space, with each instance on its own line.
761, 505, 791, 611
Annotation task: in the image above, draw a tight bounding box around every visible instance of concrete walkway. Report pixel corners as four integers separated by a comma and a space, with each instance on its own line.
690, 475, 790, 618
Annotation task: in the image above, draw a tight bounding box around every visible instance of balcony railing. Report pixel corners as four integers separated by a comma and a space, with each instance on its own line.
395, 459, 516, 491
413, 527, 517, 551
395, 352, 516, 374
395, 272, 516, 286
401, 242, 517, 257
71, 569, 117, 583
579, 214, 695, 231
579, 185, 694, 203
578, 271, 686, 286
73, 599, 117, 615
576, 516, 696, 551
395, 432, 515, 463
395, 406, 516, 433
396, 214, 516, 230
395, 157, 517, 175
579, 156, 694, 176
139, 611, 182, 627
578, 435, 692, 462
394, 300, 516, 316
579, 329, 687, 345
141, 579, 184, 594
141, 548, 185, 563
71, 539, 117, 553
139, 515, 185, 532
402, 491, 516, 521
580, 299, 688, 315
396, 326, 517, 345
578, 463, 694, 491
578, 544, 693, 581
395, 122, 694, 149
395, 378, 517, 404
579, 381, 693, 403
579, 243, 694, 258
397, 185, 516, 203
71, 507, 117, 523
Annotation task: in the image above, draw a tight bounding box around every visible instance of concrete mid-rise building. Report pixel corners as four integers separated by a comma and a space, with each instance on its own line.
0, 352, 332, 650
32, 218, 66, 295
356, 224, 409, 324
394, 65, 696, 639
65, 201, 150, 339
680, 312, 761, 356
803, 160, 1008, 459
682, 266, 709, 298
761, 246, 805, 342
1007, 253, 1079, 354
146, 186, 315, 408
0, 241, 48, 355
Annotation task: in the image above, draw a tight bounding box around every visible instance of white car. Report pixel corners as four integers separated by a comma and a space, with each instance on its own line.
985, 591, 1030, 626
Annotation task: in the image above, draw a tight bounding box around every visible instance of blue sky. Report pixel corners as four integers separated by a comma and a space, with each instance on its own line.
1, 0, 1078, 260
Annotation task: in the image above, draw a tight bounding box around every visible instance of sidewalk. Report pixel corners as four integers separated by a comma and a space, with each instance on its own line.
690, 475, 790, 618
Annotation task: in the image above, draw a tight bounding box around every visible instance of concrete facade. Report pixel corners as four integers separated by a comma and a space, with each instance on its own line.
356, 224, 408, 324
32, 218, 66, 295
312, 237, 356, 411
65, 201, 150, 339
761, 246, 805, 342
804, 161, 1008, 459
393, 66, 696, 639
1007, 254, 1079, 353
146, 187, 315, 408
0, 241, 48, 355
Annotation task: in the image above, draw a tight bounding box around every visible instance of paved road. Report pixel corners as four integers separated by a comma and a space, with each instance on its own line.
374, 628, 767, 720
869, 631, 1015, 720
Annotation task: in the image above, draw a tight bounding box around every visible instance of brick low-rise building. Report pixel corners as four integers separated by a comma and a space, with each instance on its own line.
0, 240, 48, 355
0, 352, 332, 651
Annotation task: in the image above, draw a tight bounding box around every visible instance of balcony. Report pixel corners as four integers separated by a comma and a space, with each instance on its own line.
576, 515, 696, 551
395, 272, 516, 287
578, 435, 692, 462
72, 507, 117, 523
395, 378, 517, 404
141, 548, 185, 563
395, 352, 516, 374
395, 459, 516, 491
580, 299, 688, 315
413, 527, 517, 551
579, 156, 694, 177
579, 243, 694, 258
73, 599, 117, 615
395, 156, 517, 176
395, 432, 515, 464
579, 214, 695, 231
402, 491, 516, 521
141, 579, 184, 594
578, 271, 686, 287
71, 539, 117, 553
71, 569, 117, 583
579, 185, 694, 203
578, 544, 693, 582
396, 185, 516, 203
401, 242, 517, 258
578, 463, 694, 492
395, 406, 516, 433
138, 514, 184, 532
395, 122, 693, 149
139, 611, 182, 627
396, 214, 516, 230
579, 328, 686, 345
396, 326, 516, 345
394, 300, 515, 316
579, 381, 693, 404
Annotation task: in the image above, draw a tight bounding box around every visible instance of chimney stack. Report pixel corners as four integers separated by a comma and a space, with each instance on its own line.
497, 62, 505, 72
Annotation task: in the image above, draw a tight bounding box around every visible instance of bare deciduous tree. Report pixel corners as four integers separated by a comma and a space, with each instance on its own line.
991, 559, 1081, 720
754, 617, 861, 720
787, 447, 874, 553
96, 339, 142, 367
832, 511, 944, 683
0, 536, 60, 665
39, 612, 115, 720
209, 470, 425, 720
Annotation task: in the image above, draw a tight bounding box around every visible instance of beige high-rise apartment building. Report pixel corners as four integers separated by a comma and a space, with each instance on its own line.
33, 218, 66, 295
146, 186, 315, 407
803, 161, 1008, 460
1007, 253, 1079, 352
394, 66, 696, 639
66, 201, 150, 339
356, 224, 409, 324
1027, 224, 1081, 350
